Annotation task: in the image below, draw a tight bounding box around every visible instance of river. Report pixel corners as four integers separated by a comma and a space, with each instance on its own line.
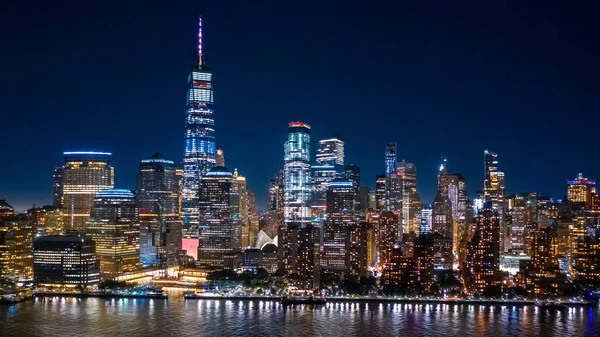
2, 294, 599, 336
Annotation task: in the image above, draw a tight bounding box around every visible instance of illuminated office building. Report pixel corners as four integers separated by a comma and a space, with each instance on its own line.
567, 173, 596, 207
33, 235, 100, 288
322, 179, 356, 272
283, 122, 312, 227
432, 161, 453, 270
86, 189, 140, 279
61, 151, 114, 230
483, 150, 506, 252
344, 164, 361, 205
182, 17, 217, 239
420, 205, 432, 234
375, 174, 386, 211
266, 171, 284, 239
397, 160, 421, 234
136, 153, 182, 268
447, 172, 468, 254
570, 220, 600, 290
384, 143, 397, 210
53, 166, 64, 209
197, 166, 241, 267
0, 214, 34, 281
311, 164, 338, 221
28, 206, 64, 237
316, 135, 344, 166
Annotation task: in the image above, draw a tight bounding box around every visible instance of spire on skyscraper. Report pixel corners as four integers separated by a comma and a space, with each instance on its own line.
198, 16, 203, 68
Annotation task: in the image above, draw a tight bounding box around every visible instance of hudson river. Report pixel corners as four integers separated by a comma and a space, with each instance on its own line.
2, 295, 599, 336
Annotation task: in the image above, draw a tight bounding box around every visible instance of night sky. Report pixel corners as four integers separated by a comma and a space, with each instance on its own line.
1, 1, 599, 212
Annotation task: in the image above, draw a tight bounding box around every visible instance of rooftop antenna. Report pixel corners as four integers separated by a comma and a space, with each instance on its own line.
198, 16, 203, 68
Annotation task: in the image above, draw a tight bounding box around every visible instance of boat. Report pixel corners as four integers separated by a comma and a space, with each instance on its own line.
535, 301, 567, 309
281, 296, 326, 305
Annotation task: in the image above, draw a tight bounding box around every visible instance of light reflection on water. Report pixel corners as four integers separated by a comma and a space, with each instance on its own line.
1, 297, 599, 336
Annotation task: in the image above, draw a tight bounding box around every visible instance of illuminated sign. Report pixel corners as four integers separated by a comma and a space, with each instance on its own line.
192, 80, 211, 89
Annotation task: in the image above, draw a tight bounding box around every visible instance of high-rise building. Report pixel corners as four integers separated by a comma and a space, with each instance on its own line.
28, 206, 64, 237
33, 235, 100, 288
529, 227, 566, 296
182, 17, 217, 239
283, 122, 312, 227
567, 173, 596, 207
322, 179, 356, 272
86, 189, 140, 279
216, 149, 225, 167
463, 201, 501, 294
346, 221, 375, 280
231, 169, 251, 248
397, 160, 421, 234
197, 166, 241, 267
278, 223, 320, 290
483, 150, 506, 252
447, 173, 468, 254
136, 153, 182, 268
344, 164, 361, 206
266, 171, 284, 239
53, 166, 64, 209
61, 151, 114, 230
377, 211, 399, 266
384, 143, 400, 213
420, 204, 432, 234
316, 135, 344, 166
375, 174, 386, 211
432, 161, 454, 270
0, 213, 34, 281
570, 217, 600, 290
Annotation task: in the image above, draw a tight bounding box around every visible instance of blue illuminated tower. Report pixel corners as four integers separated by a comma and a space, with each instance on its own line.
182, 16, 216, 239
284, 122, 312, 227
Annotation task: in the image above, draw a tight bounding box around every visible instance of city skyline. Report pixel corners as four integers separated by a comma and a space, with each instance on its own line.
2, 2, 600, 212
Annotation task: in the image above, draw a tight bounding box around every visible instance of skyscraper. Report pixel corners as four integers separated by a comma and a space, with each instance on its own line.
567, 173, 596, 207
322, 179, 356, 272
397, 160, 421, 234
384, 142, 397, 212
316, 135, 344, 166
283, 122, 312, 227
52, 166, 64, 209
136, 153, 182, 268
197, 166, 240, 267
463, 201, 501, 294
312, 135, 345, 223
86, 189, 140, 279
432, 160, 454, 270
484, 150, 506, 252
182, 17, 216, 239
61, 151, 114, 230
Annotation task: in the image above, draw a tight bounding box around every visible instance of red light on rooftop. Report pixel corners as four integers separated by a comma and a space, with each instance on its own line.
289, 121, 311, 129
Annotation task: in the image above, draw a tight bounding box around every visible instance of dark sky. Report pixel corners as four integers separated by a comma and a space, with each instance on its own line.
1, 1, 599, 212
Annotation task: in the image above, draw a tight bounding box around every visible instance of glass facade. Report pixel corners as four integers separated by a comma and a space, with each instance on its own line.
182, 17, 216, 240
33, 235, 100, 287
61, 152, 114, 230
197, 167, 241, 267
86, 189, 140, 279
284, 122, 312, 227
137, 153, 182, 268
484, 150, 506, 252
